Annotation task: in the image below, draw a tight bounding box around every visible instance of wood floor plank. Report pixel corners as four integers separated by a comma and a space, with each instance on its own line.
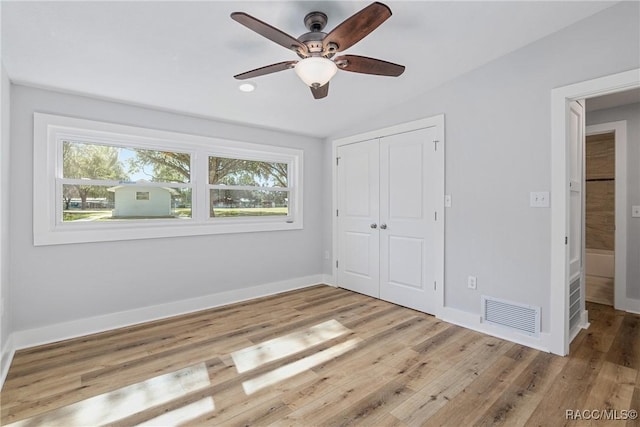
606, 313, 640, 370
273, 372, 392, 426
582, 303, 625, 353
425, 348, 538, 426
390, 335, 512, 426
627, 387, 640, 427
581, 361, 637, 426
473, 351, 568, 426
244, 300, 372, 344
8, 285, 327, 368
524, 310, 617, 427
222, 396, 292, 427
4, 306, 301, 389
1, 288, 639, 427
321, 380, 413, 427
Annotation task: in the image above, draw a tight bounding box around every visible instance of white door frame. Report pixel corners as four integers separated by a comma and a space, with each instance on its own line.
550, 68, 639, 356
585, 121, 628, 311
331, 115, 445, 316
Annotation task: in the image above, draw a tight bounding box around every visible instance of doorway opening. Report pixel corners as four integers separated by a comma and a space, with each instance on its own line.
584, 105, 634, 309
550, 69, 639, 356
583, 129, 616, 306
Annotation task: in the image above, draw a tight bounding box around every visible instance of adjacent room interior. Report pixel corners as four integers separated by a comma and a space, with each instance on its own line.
0, 1, 638, 425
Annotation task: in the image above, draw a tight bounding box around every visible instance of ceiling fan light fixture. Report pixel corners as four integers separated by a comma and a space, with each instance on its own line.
294, 57, 337, 88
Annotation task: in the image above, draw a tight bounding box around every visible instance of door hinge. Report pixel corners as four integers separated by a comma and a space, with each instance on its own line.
434, 140, 440, 151
565, 236, 568, 245
434, 211, 438, 221
434, 281, 437, 291
336, 209, 339, 217
336, 157, 340, 166
336, 260, 339, 269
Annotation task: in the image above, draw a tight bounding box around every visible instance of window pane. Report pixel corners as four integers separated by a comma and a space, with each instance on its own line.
209, 157, 287, 187
62, 184, 191, 222
210, 189, 289, 217
63, 141, 191, 183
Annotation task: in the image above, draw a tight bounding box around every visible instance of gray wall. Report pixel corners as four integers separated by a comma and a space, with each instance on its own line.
1, 64, 11, 355
326, 1, 639, 331
10, 85, 324, 331
587, 102, 640, 300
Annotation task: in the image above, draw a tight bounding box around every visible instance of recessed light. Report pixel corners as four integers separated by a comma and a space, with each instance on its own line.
238, 82, 256, 92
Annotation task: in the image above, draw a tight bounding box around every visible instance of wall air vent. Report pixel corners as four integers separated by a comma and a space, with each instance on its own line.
481, 295, 540, 337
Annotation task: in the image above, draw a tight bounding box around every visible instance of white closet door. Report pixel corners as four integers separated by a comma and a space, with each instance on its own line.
336, 139, 380, 298
379, 127, 438, 313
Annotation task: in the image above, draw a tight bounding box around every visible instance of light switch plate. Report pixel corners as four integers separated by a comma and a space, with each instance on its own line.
530, 191, 550, 208
444, 194, 452, 208
633, 206, 640, 218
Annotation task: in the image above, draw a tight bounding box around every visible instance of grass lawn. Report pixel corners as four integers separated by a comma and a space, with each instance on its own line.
63, 207, 286, 221
212, 207, 288, 217
63, 211, 109, 221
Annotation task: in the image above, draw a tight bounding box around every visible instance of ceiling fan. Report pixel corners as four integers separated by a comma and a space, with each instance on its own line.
231, 2, 405, 99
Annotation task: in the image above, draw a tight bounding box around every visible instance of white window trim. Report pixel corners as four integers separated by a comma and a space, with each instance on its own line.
34, 113, 304, 245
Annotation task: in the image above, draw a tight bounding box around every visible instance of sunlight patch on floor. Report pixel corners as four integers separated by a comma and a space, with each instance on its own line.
242, 337, 362, 395
231, 319, 351, 373
6, 320, 361, 425
5, 362, 212, 427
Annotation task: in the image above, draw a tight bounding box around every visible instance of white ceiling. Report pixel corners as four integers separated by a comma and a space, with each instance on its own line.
2, 1, 618, 137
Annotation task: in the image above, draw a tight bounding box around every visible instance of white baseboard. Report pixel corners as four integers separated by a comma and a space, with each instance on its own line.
623, 296, 640, 314
438, 306, 553, 354
11, 275, 324, 352
1, 333, 15, 387
322, 274, 336, 287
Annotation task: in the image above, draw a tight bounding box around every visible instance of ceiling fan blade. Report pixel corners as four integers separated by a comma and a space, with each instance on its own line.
231, 12, 308, 55
334, 55, 405, 77
234, 61, 298, 80
310, 82, 329, 99
322, 2, 392, 52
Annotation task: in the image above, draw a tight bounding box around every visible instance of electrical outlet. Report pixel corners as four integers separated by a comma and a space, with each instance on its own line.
633, 206, 640, 218
468, 276, 477, 290
444, 194, 452, 208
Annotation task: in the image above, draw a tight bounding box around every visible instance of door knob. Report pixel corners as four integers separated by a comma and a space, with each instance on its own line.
370, 223, 377, 229
380, 223, 387, 229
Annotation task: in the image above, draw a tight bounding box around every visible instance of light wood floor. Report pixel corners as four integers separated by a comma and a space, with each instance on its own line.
1, 285, 638, 426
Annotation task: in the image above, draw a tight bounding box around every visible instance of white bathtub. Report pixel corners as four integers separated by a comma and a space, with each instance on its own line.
585, 248, 615, 278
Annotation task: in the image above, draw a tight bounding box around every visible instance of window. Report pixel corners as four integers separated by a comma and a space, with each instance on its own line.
34, 113, 303, 245
60, 140, 192, 222
209, 157, 290, 218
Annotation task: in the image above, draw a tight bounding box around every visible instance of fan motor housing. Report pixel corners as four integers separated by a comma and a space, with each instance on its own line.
303, 11, 327, 31
298, 11, 336, 58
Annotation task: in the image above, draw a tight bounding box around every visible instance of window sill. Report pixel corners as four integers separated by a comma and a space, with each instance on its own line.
34, 218, 303, 246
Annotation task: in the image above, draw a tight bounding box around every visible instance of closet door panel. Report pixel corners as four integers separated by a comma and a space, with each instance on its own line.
380, 127, 437, 314
336, 139, 380, 298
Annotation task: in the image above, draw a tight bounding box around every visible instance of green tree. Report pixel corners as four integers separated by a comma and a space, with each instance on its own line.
63, 142, 128, 209
128, 152, 287, 187
128, 153, 288, 216
209, 158, 287, 187
127, 151, 191, 183
208, 158, 288, 215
